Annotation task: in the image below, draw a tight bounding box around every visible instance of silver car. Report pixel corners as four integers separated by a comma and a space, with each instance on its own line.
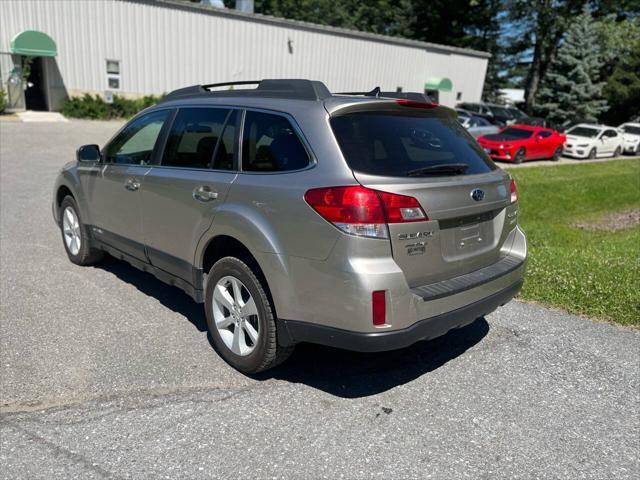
53, 80, 527, 374
460, 115, 501, 138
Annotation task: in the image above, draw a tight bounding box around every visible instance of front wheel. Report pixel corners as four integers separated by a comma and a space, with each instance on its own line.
205, 257, 294, 374
59, 196, 104, 266
613, 146, 621, 158
513, 148, 525, 164
587, 148, 597, 160
552, 146, 562, 161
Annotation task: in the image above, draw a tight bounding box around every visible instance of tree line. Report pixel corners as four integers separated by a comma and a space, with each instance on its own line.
206, 0, 639, 124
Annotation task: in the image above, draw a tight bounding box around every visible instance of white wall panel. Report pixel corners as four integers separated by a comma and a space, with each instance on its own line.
0, 0, 488, 107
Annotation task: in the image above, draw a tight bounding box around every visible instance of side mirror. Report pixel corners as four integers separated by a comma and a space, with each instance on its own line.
77, 144, 101, 163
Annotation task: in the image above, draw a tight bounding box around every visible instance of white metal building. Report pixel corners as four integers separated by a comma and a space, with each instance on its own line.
0, 0, 490, 111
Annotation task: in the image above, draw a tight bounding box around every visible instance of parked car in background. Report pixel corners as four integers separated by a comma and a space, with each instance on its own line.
505, 106, 528, 122
52, 79, 527, 374
459, 115, 500, 138
477, 125, 566, 163
619, 122, 640, 155
517, 116, 549, 128
456, 102, 513, 126
563, 124, 623, 159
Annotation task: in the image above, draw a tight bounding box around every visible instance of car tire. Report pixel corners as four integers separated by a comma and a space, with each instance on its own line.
552, 146, 562, 161
587, 148, 597, 160
613, 146, 621, 158
514, 148, 525, 164
59, 196, 104, 266
205, 256, 294, 374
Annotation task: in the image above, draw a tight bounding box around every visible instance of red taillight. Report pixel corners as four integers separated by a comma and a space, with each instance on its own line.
303, 186, 385, 224
396, 99, 439, 109
372, 290, 386, 326
377, 190, 426, 223
304, 186, 427, 238
510, 178, 518, 203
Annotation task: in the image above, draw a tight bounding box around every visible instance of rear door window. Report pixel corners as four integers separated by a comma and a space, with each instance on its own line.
162, 108, 231, 169
241, 111, 311, 172
330, 111, 496, 177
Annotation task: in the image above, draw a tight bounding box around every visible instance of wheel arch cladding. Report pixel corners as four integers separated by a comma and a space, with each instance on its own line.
199, 235, 280, 309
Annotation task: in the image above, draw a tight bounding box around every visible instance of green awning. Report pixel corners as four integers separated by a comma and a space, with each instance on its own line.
425, 77, 452, 92
10, 30, 57, 57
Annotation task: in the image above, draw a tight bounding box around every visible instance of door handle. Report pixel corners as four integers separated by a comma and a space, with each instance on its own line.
193, 185, 218, 202
124, 177, 140, 191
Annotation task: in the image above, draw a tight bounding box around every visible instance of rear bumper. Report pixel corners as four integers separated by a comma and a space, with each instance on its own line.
278, 279, 523, 352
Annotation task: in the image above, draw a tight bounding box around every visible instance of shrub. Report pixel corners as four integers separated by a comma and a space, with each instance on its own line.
0, 89, 7, 114
61, 93, 161, 119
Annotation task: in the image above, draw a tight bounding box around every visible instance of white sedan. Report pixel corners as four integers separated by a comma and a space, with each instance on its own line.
619, 122, 640, 155
563, 124, 624, 159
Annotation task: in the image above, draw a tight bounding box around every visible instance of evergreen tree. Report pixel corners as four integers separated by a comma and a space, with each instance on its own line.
535, 5, 607, 125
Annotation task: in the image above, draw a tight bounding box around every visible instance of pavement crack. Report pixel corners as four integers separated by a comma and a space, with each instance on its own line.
2, 420, 124, 480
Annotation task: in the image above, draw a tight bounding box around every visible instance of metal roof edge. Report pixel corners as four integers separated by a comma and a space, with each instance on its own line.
126, 0, 491, 59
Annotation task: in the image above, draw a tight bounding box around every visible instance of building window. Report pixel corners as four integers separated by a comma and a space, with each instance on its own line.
106, 59, 120, 90
106, 60, 120, 75
396, 86, 403, 93
456, 92, 462, 101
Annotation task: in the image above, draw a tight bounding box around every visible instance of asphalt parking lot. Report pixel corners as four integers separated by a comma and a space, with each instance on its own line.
1, 120, 639, 479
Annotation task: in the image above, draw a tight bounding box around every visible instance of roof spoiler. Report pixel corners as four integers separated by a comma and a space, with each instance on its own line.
335, 87, 434, 103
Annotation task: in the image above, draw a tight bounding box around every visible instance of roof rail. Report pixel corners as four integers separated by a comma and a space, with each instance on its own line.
161, 79, 332, 102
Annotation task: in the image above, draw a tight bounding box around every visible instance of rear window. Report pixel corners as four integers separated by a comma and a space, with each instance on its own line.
489, 106, 511, 117
330, 111, 496, 177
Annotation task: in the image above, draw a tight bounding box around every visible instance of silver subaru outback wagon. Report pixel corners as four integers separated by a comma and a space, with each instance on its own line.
52, 79, 526, 374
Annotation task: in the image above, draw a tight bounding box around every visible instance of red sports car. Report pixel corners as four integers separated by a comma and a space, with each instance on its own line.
477, 125, 566, 163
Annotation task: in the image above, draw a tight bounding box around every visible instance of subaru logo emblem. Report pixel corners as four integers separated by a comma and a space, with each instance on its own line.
471, 189, 485, 201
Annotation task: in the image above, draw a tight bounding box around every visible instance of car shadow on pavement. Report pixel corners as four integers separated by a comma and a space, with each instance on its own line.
95, 255, 208, 332
262, 319, 489, 398
96, 255, 489, 399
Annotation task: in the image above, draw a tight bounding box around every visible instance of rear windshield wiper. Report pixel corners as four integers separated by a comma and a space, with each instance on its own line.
406, 163, 469, 176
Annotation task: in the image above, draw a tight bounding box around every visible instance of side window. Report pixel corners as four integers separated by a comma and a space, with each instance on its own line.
538, 131, 552, 138
162, 108, 230, 169
105, 110, 169, 165
241, 111, 310, 172
212, 110, 237, 171
606, 130, 617, 138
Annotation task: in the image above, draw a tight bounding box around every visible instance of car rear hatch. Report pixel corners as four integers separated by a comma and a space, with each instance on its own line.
329, 100, 516, 288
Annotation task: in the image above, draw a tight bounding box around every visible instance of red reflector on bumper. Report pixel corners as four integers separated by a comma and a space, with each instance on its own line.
372, 290, 386, 326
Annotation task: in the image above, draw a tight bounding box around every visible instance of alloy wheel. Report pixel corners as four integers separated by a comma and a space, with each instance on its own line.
62, 206, 81, 256
212, 275, 260, 356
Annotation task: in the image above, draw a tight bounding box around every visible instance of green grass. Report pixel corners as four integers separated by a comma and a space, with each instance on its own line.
506, 160, 640, 326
